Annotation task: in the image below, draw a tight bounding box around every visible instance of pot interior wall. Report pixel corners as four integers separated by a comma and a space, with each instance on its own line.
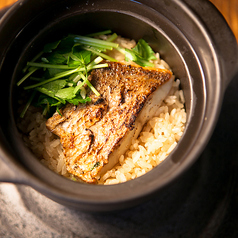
11, 12, 194, 160
0, 0, 216, 211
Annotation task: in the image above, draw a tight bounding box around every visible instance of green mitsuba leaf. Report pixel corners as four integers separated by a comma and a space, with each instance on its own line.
36, 86, 56, 99
36, 80, 68, 105
72, 48, 92, 65
125, 39, 157, 67
67, 94, 91, 105
45, 52, 67, 65
43, 40, 61, 53
55, 87, 77, 100
37, 94, 59, 107
133, 39, 157, 61
57, 36, 76, 54
41, 79, 67, 93
47, 68, 65, 78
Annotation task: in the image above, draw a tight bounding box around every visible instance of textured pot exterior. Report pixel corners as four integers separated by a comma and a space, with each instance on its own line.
0, 0, 237, 212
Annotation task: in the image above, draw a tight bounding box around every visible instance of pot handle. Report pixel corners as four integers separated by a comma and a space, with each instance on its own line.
0, 158, 18, 183
0, 136, 29, 184
0, 157, 31, 184
184, 0, 238, 89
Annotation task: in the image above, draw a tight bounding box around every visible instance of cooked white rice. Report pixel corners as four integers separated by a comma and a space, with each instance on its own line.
18, 35, 187, 185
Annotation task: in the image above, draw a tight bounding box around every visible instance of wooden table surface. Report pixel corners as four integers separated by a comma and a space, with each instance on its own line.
0, 0, 237, 41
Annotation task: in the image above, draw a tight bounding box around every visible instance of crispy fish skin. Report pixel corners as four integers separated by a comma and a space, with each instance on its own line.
46, 62, 173, 183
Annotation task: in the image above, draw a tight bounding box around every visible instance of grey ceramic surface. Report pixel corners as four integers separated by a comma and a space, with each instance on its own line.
0, 74, 237, 238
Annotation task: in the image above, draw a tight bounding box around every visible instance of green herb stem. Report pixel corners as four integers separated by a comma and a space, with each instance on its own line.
17, 67, 38, 86
24, 62, 108, 90
71, 74, 82, 83
106, 33, 118, 42
24, 66, 83, 90
76, 72, 100, 97
82, 46, 118, 62
42, 102, 50, 116
27, 62, 76, 70
74, 73, 88, 93
23, 51, 44, 73
73, 35, 119, 50
85, 79, 100, 97
24, 66, 81, 90
86, 30, 112, 37
116, 46, 126, 55
86, 63, 108, 71
90, 56, 104, 65
20, 90, 36, 118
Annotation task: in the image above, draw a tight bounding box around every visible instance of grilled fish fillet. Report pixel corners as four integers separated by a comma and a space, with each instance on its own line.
46, 62, 173, 183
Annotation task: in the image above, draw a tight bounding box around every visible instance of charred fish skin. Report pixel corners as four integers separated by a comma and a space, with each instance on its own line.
46, 62, 173, 183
